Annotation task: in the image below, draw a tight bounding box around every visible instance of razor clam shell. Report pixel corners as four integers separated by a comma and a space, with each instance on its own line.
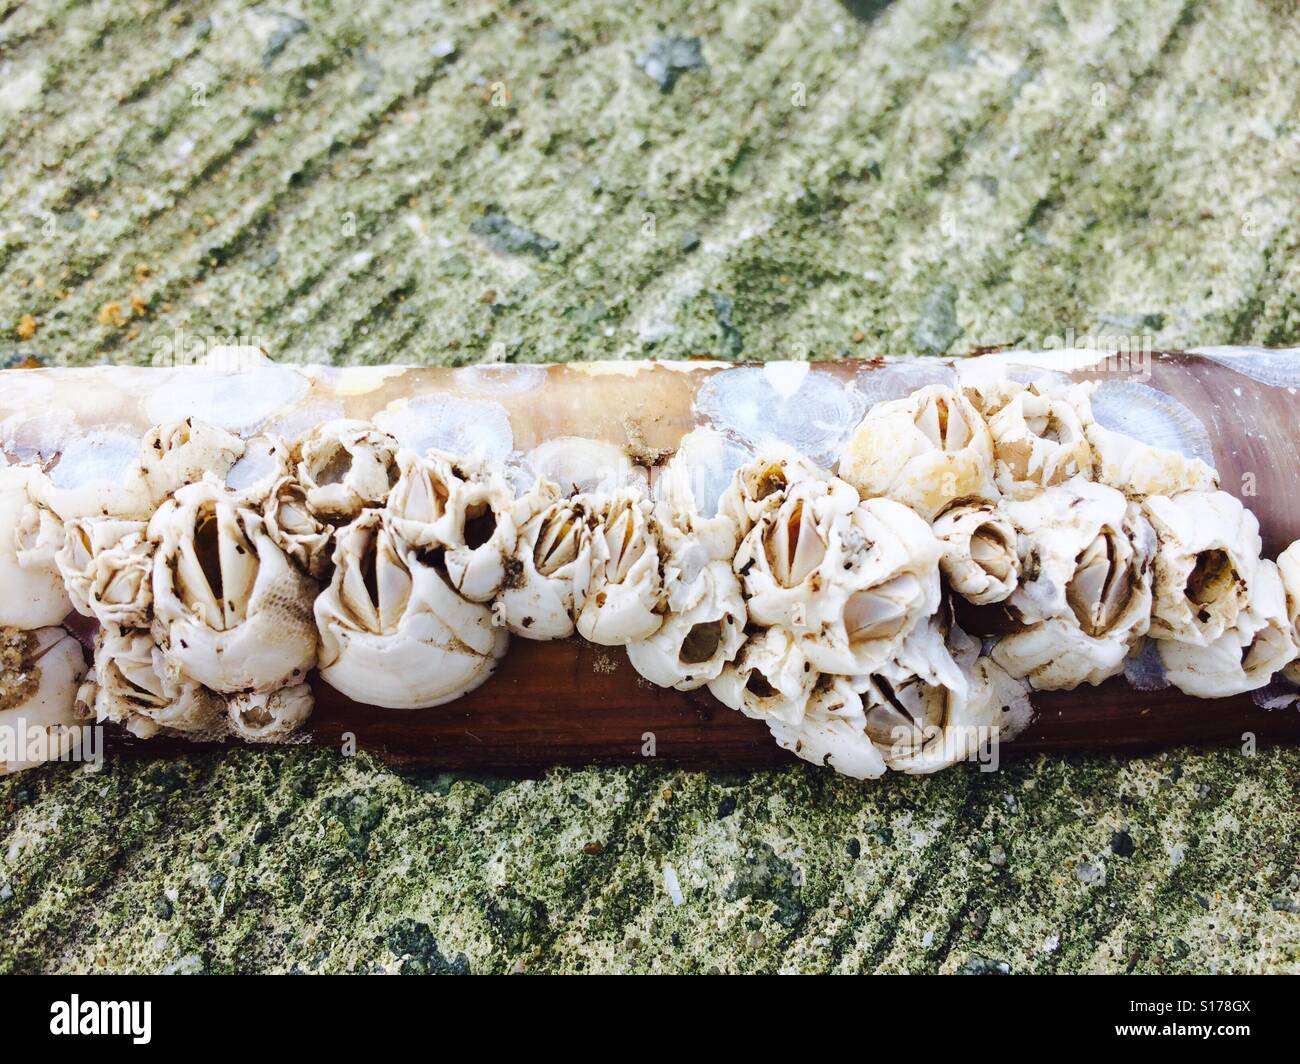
3, 349, 1300, 769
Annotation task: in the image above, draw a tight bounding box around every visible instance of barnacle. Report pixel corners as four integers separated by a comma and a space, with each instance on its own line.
628, 433, 749, 688
1, 467, 72, 629
733, 468, 942, 675
707, 626, 816, 727
497, 483, 596, 639
838, 386, 996, 520
0, 626, 89, 773
314, 511, 507, 708
227, 683, 314, 742
870, 654, 1030, 774
224, 433, 292, 503
55, 518, 153, 628
87, 625, 223, 739
387, 449, 517, 603
716, 448, 828, 539
653, 427, 750, 561
1085, 420, 1218, 499
1144, 490, 1260, 647
986, 383, 1093, 498
575, 490, 665, 646
1158, 559, 1297, 698
150, 480, 319, 694
766, 676, 887, 780
626, 558, 745, 689
296, 419, 399, 518
932, 503, 1019, 604
139, 419, 245, 504
994, 480, 1154, 688
262, 474, 332, 579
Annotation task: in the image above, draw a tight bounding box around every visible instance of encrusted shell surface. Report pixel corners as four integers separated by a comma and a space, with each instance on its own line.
314, 512, 507, 709
0, 467, 72, 628
837, 385, 996, 520
150, 480, 319, 694
1144, 490, 1260, 647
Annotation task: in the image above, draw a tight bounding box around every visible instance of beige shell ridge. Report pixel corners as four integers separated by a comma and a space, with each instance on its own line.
1, 355, 1298, 778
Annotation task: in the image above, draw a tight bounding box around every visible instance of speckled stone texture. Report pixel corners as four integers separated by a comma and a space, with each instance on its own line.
1, 0, 1298, 973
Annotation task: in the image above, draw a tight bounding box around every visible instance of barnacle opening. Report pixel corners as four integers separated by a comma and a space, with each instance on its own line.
464, 503, 497, 550
1185, 548, 1234, 611
314, 445, 353, 487
863, 674, 946, 751
915, 394, 971, 451
970, 522, 1014, 579
844, 578, 914, 642
680, 620, 723, 665
1068, 530, 1133, 637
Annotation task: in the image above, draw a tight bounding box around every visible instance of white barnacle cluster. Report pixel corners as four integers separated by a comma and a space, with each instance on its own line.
2, 364, 1298, 780
838, 374, 1300, 718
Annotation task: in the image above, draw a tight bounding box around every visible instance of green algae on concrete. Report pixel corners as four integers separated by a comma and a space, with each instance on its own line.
2, 0, 1297, 366
1, 747, 1296, 974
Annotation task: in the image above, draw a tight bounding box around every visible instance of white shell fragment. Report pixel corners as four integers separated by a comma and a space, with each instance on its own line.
314, 512, 507, 708
2, 352, 1297, 779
